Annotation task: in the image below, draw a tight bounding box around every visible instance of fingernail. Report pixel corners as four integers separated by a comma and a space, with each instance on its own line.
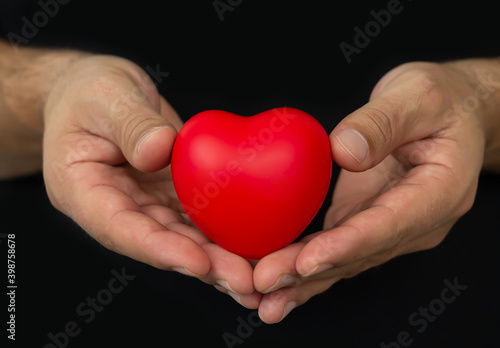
333, 129, 369, 163
280, 301, 296, 322
262, 274, 297, 294
214, 285, 245, 307
302, 263, 333, 278
172, 267, 203, 278
216, 279, 238, 294
136, 126, 172, 153
226, 291, 243, 306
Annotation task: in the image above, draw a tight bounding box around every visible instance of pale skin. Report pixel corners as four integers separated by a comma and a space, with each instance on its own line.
1, 38, 500, 324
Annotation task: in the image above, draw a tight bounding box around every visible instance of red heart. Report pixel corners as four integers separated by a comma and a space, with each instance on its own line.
171, 108, 332, 260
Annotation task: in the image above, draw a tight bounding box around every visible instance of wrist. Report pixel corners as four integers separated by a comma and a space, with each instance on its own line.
0, 40, 88, 133
0, 40, 88, 178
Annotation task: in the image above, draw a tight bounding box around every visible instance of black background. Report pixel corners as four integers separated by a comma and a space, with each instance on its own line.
1, 0, 499, 347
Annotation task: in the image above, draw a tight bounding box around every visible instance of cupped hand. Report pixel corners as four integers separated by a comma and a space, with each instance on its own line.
254, 62, 489, 323
42, 55, 260, 308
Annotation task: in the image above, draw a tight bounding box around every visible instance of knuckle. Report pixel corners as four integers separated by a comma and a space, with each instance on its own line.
312, 232, 338, 262
89, 73, 122, 95
118, 111, 148, 145
398, 63, 449, 111
82, 65, 131, 99
360, 63, 450, 152
359, 103, 398, 150
415, 72, 447, 111
116, 112, 164, 154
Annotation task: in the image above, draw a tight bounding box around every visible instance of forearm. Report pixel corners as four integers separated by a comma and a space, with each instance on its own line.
0, 39, 87, 178
476, 59, 500, 173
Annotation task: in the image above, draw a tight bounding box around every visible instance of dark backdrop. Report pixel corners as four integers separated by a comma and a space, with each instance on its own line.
1, 0, 499, 347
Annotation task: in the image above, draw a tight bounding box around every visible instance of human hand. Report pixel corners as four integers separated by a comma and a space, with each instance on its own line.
253, 60, 500, 323
42, 55, 261, 308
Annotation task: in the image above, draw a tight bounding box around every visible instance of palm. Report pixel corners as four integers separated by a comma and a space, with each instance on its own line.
321, 132, 476, 272
324, 155, 405, 231
54, 128, 260, 306
79, 161, 188, 229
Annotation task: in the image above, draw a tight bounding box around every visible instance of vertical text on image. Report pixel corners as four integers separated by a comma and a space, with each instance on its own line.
5, 233, 17, 341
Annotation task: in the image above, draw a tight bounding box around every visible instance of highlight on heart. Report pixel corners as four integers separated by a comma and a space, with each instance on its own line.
176, 107, 300, 214
171, 107, 332, 259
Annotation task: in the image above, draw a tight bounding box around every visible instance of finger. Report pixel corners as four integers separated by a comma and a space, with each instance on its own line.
132, 97, 182, 172
331, 64, 447, 171
200, 243, 255, 296
323, 156, 404, 229
253, 243, 304, 294
258, 277, 339, 324
141, 204, 196, 232
69, 165, 211, 276
164, 221, 212, 246
296, 162, 462, 277
84, 64, 179, 173
159, 96, 184, 131
260, 224, 453, 325
165, 221, 262, 307
213, 285, 262, 310
200, 243, 261, 308
141, 204, 186, 227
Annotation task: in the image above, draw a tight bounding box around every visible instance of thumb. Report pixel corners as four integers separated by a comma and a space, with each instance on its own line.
132, 119, 178, 173
83, 57, 181, 173
110, 94, 178, 173
330, 98, 402, 172
330, 65, 445, 172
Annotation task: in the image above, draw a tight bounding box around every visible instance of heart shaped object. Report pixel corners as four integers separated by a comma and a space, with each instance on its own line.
171, 108, 332, 260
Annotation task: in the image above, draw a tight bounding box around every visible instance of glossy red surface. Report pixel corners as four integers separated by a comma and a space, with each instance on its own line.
171, 108, 332, 259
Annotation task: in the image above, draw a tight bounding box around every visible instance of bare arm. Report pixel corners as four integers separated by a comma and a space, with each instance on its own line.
0, 38, 86, 178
